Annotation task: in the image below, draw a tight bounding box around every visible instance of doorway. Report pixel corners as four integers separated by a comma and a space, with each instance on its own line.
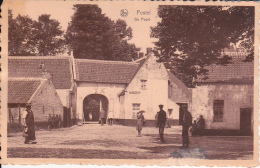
83, 94, 108, 122
240, 108, 252, 135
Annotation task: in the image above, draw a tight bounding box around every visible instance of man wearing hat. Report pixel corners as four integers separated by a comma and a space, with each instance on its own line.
23, 104, 36, 144
157, 104, 166, 142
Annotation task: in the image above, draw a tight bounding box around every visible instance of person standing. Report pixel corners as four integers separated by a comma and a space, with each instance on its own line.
58, 115, 62, 128
157, 104, 166, 142
23, 104, 36, 144
136, 111, 145, 137
48, 114, 53, 130
99, 108, 106, 126
182, 108, 192, 148
197, 115, 205, 136
107, 111, 113, 126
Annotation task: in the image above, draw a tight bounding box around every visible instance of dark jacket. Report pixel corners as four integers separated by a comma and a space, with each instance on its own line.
183, 111, 192, 127
157, 110, 166, 126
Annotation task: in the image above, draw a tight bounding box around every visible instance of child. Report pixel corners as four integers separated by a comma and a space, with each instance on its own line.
136, 111, 145, 137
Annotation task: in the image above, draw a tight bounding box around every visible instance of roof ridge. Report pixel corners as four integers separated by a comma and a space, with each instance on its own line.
75, 59, 140, 65
133, 56, 148, 63
9, 56, 71, 59
8, 77, 46, 81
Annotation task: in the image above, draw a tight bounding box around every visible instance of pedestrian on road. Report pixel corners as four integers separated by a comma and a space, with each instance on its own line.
58, 114, 62, 128
99, 108, 106, 126
48, 114, 53, 130
54, 114, 59, 129
157, 104, 166, 142
23, 104, 36, 144
197, 115, 205, 136
136, 111, 145, 137
107, 111, 113, 126
191, 120, 198, 136
182, 108, 192, 148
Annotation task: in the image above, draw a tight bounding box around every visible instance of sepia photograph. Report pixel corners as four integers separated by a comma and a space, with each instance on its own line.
1, 0, 259, 166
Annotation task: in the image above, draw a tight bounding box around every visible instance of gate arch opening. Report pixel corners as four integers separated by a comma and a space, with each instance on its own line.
83, 94, 108, 122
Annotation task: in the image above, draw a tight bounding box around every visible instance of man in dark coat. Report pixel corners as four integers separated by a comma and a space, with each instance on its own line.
157, 104, 166, 142
182, 108, 192, 148
23, 104, 36, 144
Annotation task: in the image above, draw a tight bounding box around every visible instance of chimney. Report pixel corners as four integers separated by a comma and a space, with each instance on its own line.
139, 52, 144, 58
146, 48, 153, 55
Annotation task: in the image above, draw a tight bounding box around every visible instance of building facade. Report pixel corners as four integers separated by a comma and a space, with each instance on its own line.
8, 78, 63, 128
192, 50, 254, 135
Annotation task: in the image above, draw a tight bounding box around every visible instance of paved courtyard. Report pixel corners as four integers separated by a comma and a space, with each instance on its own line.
7, 124, 253, 159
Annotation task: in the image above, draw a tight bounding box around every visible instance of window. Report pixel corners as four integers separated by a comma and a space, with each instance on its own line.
213, 100, 224, 122
132, 103, 140, 119
132, 103, 140, 111
141, 80, 147, 90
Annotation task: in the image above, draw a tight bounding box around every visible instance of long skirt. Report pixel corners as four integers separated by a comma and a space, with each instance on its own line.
25, 125, 36, 142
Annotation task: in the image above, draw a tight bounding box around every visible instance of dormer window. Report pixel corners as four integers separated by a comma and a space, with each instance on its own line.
141, 80, 147, 90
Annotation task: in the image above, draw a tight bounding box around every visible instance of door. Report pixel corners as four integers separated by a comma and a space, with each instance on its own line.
240, 108, 252, 135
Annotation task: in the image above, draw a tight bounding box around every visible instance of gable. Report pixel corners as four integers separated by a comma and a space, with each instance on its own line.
9, 56, 74, 89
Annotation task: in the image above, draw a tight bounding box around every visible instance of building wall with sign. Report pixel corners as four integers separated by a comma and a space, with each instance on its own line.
122, 56, 169, 120
76, 82, 125, 120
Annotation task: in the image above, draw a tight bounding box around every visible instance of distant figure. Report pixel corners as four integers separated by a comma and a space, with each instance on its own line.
58, 115, 62, 128
23, 104, 36, 144
165, 111, 171, 128
54, 114, 59, 129
197, 115, 205, 136
48, 114, 53, 130
136, 111, 145, 137
191, 120, 198, 136
51, 114, 55, 129
182, 108, 192, 148
99, 108, 106, 126
155, 112, 159, 128
157, 104, 167, 142
89, 112, 93, 121
107, 111, 113, 126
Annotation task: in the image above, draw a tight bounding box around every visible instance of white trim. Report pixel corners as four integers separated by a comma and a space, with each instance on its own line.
27, 79, 46, 104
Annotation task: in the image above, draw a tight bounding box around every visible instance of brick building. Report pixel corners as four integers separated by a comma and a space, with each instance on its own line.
8, 78, 63, 128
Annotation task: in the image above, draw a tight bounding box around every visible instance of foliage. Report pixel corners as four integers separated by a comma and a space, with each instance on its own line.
65, 4, 139, 61
8, 10, 64, 56
151, 6, 254, 87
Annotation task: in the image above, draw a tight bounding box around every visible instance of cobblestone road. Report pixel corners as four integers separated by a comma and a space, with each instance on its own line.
7, 124, 253, 159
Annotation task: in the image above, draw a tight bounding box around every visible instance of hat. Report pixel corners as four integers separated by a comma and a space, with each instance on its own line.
137, 110, 145, 114
159, 104, 164, 107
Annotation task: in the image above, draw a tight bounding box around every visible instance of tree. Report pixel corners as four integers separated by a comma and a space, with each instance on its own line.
33, 14, 64, 55
151, 6, 254, 87
65, 4, 139, 61
8, 10, 65, 56
8, 10, 36, 56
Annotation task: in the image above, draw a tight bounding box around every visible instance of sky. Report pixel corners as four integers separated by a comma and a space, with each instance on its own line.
9, 1, 161, 53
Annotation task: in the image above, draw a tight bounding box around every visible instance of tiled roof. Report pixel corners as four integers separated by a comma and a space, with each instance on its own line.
75, 59, 140, 84
167, 71, 192, 100
8, 78, 42, 104
8, 56, 73, 89
196, 55, 254, 83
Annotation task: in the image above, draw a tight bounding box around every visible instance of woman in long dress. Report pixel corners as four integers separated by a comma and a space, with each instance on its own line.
23, 104, 36, 144
136, 111, 145, 137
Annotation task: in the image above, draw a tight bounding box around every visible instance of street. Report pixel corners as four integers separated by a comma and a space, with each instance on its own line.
7, 124, 253, 159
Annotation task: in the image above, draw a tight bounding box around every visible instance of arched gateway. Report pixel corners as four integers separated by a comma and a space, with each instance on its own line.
83, 94, 109, 123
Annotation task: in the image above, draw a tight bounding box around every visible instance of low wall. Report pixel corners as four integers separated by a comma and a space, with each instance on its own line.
112, 119, 179, 127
